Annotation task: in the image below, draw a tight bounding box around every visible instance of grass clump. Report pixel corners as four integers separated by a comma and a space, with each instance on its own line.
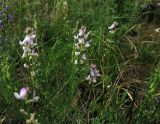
0, 0, 160, 123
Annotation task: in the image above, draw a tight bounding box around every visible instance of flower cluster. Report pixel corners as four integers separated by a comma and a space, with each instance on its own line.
86, 63, 101, 83
74, 26, 92, 64
0, 2, 13, 29
19, 27, 38, 59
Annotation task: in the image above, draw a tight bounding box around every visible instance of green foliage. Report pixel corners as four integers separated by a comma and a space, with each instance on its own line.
0, 0, 160, 123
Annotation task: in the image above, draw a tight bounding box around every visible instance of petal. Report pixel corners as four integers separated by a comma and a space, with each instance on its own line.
86, 75, 91, 81
74, 60, 78, 64
108, 21, 118, 30
78, 29, 84, 36
75, 51, 80, 56
78, 38, 84, 44
90, 70, 95, 77
92, 77, 97, 82
85, 42, 90, 47
81, 54, 86, 60
19, 88, 28, 97
14, 92, 21, 99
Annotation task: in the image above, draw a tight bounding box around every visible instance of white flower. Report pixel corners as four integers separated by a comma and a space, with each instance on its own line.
108, 21, 118, 30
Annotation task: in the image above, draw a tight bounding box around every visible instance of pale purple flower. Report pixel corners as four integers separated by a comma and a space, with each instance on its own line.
73, 26, 92, 65
19, 29, 38, 58
78, 26, 86, 37
19, 34, 36, 46
14, 87, 29, 100
86, 64, 101, 83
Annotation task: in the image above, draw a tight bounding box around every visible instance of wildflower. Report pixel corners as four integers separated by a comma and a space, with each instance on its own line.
78, 26, 86, 36
108, 21, 118, 31
26, 113, 40, 124
19, 28, 38, 58
86, 64, 101, 83
14, 87, 29, 100
73, 26, 92, 64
